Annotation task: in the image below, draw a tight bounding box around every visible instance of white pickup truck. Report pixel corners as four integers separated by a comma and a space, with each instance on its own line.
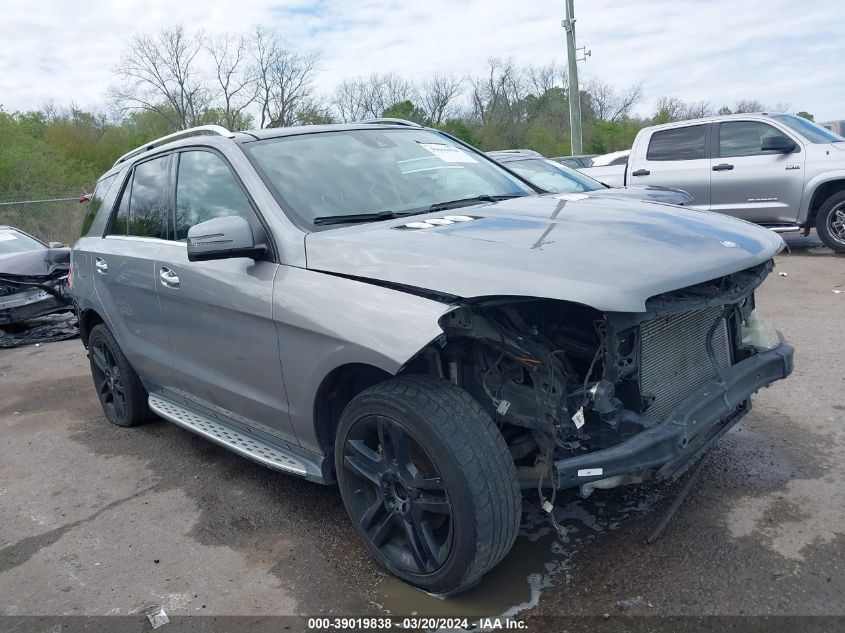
579, 113, 845, 252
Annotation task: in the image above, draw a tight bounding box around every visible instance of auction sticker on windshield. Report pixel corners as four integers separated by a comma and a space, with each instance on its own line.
419, 142, 478, 163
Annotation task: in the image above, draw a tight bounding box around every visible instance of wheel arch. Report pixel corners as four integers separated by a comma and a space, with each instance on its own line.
78, 308, 106, 348
312, 362, 394, 481
804, 175, 845, 228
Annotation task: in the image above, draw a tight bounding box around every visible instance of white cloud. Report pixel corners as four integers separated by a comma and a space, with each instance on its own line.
0, 0, 843, 121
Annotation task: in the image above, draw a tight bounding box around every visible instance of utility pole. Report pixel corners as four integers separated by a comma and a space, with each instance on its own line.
563, 0, 582, 155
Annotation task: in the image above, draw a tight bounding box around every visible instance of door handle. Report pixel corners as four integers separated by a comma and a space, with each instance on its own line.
95, 257, 108, 274
159, 267, 180, 288
713, 163, 734, 171
631, 169, 650, 176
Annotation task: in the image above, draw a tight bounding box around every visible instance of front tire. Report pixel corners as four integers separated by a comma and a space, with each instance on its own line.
816, 191, 845, 252
335, 375, 521, 595
88, 324, 156, 427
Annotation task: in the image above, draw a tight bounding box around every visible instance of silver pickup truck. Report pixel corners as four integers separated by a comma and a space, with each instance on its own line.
579, 113, 845, 252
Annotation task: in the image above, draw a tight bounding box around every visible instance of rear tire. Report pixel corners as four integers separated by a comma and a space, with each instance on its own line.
335, 374, 521, 595
88, 324, 156, 427
815, 191, 845, 252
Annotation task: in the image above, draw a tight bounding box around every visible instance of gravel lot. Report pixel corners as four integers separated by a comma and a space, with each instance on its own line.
1, 234, 842, 630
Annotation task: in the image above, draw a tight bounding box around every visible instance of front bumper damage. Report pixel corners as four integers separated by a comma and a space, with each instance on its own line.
554, 336, 794, 490
0, 284, 72, 325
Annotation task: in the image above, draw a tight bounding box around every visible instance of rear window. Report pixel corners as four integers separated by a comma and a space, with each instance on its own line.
107, 156, 169, 239
506, 159, 603, 193
81, 175, 117, 236
647, 125, 707, 161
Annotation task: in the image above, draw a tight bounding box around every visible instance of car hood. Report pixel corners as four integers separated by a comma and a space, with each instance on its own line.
0, 247, 70, 278
589, 185, 694, 206
304, 195, 783, 312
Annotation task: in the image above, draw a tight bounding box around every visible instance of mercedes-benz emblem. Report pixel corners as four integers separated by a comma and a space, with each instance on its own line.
720, 240, 738, 248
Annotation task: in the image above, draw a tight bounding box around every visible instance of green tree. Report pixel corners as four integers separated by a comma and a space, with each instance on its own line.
381, 100, 427, 124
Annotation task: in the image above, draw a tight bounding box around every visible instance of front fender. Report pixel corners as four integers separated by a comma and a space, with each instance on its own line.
272, 266, 454, 453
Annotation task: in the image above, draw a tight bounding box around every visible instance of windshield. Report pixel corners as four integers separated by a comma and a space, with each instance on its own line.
0, 228, 45, 255
505, 158, 605, 193
245, 128, 534, 226
772, 114, 845, 144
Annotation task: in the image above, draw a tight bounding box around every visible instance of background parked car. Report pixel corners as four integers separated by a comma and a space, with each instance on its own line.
487, 150, 693, 205
589, 150, 631, 167
552, 154, 597, 169
577, 113, 845, 252
0, 226, 72, 326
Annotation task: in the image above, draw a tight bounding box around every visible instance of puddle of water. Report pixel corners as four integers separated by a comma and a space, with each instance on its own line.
379, 483, 669, 619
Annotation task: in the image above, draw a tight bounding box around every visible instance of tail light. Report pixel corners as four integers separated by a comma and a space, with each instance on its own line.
68, 252, 74, 290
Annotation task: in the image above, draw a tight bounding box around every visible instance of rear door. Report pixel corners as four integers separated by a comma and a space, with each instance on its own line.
629, 124, 712, 208
709, 120, 805, 223
155, 149, 295, 443
92, 155, 171, 382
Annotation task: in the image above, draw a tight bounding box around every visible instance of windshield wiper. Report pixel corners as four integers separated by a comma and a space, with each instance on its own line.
313, 210, 406, 226
425, 194, 524, 212
313, 194, 525, 226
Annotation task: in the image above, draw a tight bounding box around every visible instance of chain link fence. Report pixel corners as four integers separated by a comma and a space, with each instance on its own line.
0, 196, 86, 246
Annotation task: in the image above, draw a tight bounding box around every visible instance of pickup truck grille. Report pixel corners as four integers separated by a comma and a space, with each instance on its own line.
639, 306, 732, 420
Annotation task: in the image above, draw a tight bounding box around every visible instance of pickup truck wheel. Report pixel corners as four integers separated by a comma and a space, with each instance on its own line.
88, 324, 155, 427
335, 375, 521, 595
816, 192, 845, 252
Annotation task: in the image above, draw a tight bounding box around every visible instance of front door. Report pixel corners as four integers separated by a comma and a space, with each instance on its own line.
155, 149, 296, 443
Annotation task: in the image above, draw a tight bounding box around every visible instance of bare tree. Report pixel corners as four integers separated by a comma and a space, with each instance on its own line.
110, 25, 208, 131
206, 33, 255, 130
470, 57, 526, 126
419, 73, 462, 124
733, 99, 767, 113
684, 100, 713, 119
586, 79, 642, 122
332, 77, 371, 122
526, 63, 566, 96
251, 26, 321, 128
653, 96, 688, 123
380, 73, 417, 112
331, 73, 417, 122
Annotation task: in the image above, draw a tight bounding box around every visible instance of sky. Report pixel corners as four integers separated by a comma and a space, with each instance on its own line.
1, 0, 843, 121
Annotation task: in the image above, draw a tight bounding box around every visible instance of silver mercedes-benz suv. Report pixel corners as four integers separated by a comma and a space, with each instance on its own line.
72, 120, 793, 595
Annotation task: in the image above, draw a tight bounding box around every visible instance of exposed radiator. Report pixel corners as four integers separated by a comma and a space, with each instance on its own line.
639, 306, 732, 419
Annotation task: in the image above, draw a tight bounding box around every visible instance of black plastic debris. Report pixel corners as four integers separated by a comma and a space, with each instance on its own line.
0, 312, 79, 348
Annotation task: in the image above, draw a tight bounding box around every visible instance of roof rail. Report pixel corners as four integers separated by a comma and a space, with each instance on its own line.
113, 125, 236, 167
358, 118, 423, 128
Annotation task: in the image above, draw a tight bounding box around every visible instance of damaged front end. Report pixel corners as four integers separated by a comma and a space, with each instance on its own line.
0, 251, 74, 326
421, 259, 793, 496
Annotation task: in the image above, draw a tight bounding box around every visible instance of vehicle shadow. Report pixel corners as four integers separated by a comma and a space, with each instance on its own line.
780, 233, 838, 257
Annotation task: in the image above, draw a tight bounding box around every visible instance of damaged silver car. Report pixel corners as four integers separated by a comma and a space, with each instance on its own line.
0, 226, 72, 326
72, 120, 794, 595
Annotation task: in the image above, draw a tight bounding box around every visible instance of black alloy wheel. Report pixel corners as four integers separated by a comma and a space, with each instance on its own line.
342, 414, 453, 575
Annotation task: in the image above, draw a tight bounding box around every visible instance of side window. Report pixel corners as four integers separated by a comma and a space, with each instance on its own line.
107, 174, 131, 236
646, 125, 707, 161
610, 155, 629, 166
128, 156, 169, 238
174, 151, 253, 240
720, 121, 786, 157
81, 174, 117, 236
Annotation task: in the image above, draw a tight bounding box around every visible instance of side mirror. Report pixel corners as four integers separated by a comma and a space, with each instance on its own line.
187, 216, 265, 262
48, 241, 66, 249
761, 135, 797, 153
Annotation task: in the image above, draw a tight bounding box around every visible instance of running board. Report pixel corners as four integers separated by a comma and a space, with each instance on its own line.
766, 225, 801, 233
148, 395, 308, 476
